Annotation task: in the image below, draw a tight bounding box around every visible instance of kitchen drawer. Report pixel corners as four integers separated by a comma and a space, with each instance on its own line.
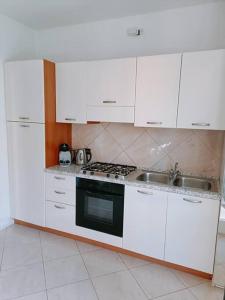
46, 186, 75, 206
87, 106, 134, 123
46, 173, 75, 191
46, 200, 75, 234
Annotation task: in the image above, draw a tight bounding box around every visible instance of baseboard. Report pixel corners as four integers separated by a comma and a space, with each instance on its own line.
14, 219, 212, 280
0, 217, 13, 230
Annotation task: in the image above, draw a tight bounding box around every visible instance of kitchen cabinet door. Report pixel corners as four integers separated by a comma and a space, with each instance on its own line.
165, 193, 220, 273
123, 186, 167, 259
46, 201, 75, 234
177, 49, 225, 130
87, 58, 136, 107
5, 60, 45, 123
7, 122, 45, 226
135, 54, 181, 128
56, 62, 87, 124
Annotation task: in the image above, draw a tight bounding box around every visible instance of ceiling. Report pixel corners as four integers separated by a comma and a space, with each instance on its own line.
0, 0, 222, 30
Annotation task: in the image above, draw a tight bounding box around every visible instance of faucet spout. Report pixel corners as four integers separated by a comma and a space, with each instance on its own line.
169, 162, 181, 184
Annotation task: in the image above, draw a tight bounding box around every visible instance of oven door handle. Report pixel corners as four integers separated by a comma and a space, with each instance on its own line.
85, 190, 121, 200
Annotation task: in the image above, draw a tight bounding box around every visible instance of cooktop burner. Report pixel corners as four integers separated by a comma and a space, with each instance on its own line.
80, 162, 137, 179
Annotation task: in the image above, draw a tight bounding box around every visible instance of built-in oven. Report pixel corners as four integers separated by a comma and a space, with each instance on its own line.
76, 177, 124, 237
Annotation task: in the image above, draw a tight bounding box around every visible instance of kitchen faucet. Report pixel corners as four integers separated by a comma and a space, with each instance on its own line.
169, 162, 181, 183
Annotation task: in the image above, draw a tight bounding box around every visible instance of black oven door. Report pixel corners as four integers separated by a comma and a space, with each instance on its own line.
76, 179, 124, 237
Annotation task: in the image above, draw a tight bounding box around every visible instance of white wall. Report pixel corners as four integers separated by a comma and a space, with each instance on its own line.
0, 13, 36, 229
35, 1, 225, 62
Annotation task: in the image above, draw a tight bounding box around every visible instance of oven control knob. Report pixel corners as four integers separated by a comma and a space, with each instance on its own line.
115, 175, 119, 179
106, 174, 110, 178
82, 170, 86, 174
90, 171, 94, 175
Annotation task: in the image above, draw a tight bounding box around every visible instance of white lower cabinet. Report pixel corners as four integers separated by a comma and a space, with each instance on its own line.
123, 186, 168, 259
46, 201, 75, 234
165, 193, 220, 273
45, 173, 76, 234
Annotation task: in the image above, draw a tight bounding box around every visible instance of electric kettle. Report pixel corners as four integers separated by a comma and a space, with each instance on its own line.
59, 144, 72, 167
75, 148, 92, 165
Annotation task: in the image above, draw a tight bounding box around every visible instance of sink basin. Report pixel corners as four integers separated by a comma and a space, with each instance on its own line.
136, 171, 217, 192
173, 175, 216, 192
136, 172, 170, 184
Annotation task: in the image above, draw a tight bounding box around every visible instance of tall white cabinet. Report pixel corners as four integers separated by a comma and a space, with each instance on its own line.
7, 122, 45, 225
5, 60, 71, 226
5, 60, 45, 123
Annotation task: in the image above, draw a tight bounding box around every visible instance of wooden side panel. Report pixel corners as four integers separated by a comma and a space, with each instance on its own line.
44, 60, 72, 167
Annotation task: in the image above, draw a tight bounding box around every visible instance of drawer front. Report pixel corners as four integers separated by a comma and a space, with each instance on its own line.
46, 186, 75, 206
46, 173, 75, 191
46, 201, 75, 234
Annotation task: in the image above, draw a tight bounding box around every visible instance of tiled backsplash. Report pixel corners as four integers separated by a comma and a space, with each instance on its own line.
72, 123, 224, 178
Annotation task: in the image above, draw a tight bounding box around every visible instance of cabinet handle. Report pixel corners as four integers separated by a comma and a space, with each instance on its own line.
146, 122, 162, 125
19, 117, 29, 120
137, 190, 153, 196
102, 100, 117, 104
54, 204, 66, 209
183, 198, 202, 204
191, 123, 210, 127
20, 124, 30, 128
65, 118, 76, 121
54, 176, 65, 180
54, 190, 66, 195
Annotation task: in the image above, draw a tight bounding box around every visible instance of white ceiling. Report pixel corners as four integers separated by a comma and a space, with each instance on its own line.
0, 0, 222, 30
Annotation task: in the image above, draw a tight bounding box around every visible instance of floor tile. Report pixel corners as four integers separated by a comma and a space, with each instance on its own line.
41, 236, 79, 261
15, 291, 48, 300
2, 242, 42, 270
77, 241, 101, 254
39, 231, 61, 242
92, 270, 147, 300
190, 282, 224, 300
156, 289, 197, 300
130, 264, 185, 299
118, 253, 150, 269
82, 249, 126, 277
0, 263, 45, 300
213, 264, 225, 287
5, 225, 40, 247
0, 230, 6, 243
44, 255, 89, 289
173, 270, 208, 287
47, 280, 98, 300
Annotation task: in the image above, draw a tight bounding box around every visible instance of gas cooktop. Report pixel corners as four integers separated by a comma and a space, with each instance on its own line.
80, 162, 137, 180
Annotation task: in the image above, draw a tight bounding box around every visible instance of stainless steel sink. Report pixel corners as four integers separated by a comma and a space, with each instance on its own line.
173, 175, 216, 192
136, 171, 217, 192
136, 172, 170, 184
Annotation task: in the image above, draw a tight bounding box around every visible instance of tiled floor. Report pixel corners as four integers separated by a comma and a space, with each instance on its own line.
0, 225, 224, 300
213, 234, 225, 288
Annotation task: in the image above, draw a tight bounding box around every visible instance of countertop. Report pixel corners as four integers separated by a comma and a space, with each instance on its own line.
45, 164, 221, 201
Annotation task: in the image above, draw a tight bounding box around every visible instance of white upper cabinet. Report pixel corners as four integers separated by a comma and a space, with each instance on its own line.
86, 58, 136, 106
123, 186, 167, 259
135, 54, 181, 128
165, 193, 220, 273
56, 62, 87, 124
5, 60, 45, 123
177, 49, 225, 130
